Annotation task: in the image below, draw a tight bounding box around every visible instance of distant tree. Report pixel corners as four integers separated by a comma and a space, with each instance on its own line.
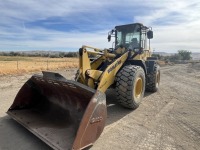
59, 52, 65, 58
49, 54, 59, 58
178, 50, 192, 60
152, 54, 161, 59
0, 51, 79, 58
0, 52, 5, 56
9, 51, 20, 56
42, 53, 49, 57
168, 54, 182, 61
64, 52, 78, 57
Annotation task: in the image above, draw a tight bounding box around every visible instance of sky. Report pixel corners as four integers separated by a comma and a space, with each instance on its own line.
0, 0, 200, 53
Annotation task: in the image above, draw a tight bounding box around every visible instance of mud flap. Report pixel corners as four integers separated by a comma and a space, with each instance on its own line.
7, 72, 107, 150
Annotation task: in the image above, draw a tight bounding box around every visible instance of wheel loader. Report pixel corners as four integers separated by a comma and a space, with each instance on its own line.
7, 23, 160, 150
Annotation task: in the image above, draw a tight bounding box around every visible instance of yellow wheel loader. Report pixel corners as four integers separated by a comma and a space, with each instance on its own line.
7, 23, 160, 150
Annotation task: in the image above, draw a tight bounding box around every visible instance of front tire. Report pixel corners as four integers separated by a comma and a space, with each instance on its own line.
115, 65, 145, 109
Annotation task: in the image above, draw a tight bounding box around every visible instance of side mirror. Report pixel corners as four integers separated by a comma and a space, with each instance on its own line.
108, 35, 111, 42
147, 30, 153, 39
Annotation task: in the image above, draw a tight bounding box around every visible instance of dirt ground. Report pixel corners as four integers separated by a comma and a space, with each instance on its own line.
0, 64, 200, 150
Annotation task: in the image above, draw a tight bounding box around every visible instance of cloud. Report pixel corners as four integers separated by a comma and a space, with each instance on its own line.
134, 0, 200, 52
0, 0, 200, 52
0, 26, 111, 50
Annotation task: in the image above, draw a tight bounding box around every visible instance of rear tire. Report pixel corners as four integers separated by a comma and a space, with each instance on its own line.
146, 64, 160, 92
115, 65, 145, 109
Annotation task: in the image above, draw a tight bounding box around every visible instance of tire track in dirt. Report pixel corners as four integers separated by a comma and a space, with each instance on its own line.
92, 64, 200, 150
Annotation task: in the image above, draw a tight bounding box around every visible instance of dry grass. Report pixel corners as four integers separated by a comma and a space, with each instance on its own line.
0, 56, 78, 75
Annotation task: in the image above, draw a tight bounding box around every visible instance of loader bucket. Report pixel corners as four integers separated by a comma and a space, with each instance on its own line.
7, 72, 107, 150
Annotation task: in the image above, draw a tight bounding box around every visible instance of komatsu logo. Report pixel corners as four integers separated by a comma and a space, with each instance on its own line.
107, 60, 122, 73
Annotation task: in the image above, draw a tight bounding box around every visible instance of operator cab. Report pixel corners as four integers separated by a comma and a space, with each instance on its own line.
108, 23, 153, 52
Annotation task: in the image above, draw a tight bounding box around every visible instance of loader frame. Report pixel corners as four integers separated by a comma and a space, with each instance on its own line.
7, 23, 160, 150
77, 45, 129, 92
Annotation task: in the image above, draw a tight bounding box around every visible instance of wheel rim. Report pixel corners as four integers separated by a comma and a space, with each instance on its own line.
134, 77, 143, 98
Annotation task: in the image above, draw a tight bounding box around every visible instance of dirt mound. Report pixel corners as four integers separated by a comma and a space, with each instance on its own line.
190, 62, 200, 71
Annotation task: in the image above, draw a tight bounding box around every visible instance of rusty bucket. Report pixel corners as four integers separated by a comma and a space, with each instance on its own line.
7, 72, 107, 150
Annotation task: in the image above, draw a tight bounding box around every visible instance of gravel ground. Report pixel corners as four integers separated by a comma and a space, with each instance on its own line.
0, 64, 200, 150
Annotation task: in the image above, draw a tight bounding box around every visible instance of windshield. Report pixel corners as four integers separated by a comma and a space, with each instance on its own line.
115, 24, 141, 50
